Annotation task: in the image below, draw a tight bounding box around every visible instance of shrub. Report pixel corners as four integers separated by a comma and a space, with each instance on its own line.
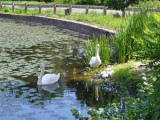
2, 5, 11, 13
106, 0, 138, 11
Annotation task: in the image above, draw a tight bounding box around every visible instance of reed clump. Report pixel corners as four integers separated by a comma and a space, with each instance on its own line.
113, 10, 146, 63
84, 35, 110, 66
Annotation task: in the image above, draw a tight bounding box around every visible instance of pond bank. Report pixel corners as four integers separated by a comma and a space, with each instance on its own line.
86, 60, 148, 84
0, 13, 116, 38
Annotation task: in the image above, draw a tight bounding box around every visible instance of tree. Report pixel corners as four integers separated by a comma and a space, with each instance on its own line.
106, 0, 138, 16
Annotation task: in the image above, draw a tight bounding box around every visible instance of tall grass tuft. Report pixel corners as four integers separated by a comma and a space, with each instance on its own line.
28, 8, 39, 15
14, 7, 25, 14
114, 10, 147, 63
84, 35, 110, 66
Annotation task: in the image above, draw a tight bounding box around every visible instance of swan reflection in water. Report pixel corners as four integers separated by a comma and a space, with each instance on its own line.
37, 82, 60, 94
95, 86, 99, 101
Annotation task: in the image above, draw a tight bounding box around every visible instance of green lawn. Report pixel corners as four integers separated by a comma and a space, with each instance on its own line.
1, 0, 160, 8
0, 6, 128, 30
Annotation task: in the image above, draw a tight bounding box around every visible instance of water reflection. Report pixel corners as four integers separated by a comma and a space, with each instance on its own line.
37, 83, 60, 93
95, 86, 99, 101
70, 81, 121, 109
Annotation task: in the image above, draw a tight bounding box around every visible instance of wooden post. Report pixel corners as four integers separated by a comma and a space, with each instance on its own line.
12, 3, 14, 12
69, 5, 72, 15
25, 3, 28, 14
103, 6, 106, 15
85, 5, 88, 14
39, 4, 41, 14
0, 2, 2, 11
53, 4, 56, 14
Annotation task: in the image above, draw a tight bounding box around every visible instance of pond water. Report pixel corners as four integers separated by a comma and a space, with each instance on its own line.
0, 18, 121, 120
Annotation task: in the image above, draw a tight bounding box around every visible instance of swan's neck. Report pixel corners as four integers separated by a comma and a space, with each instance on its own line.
38, 67, 45, 85
96, 48, 99, 57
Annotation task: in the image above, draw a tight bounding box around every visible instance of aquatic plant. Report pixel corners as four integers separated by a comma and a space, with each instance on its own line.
0, 18, 85, 81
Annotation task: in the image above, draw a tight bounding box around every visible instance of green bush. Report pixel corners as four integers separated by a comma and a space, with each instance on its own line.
28, 8, 39, 15
2, 6, 12, 13
14, 7, 25, 14
106, 0, 138, 11
138, 13, 160, 71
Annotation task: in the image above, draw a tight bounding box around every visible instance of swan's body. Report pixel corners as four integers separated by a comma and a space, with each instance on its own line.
89, 44, 101, 68
37, 64, 60, 85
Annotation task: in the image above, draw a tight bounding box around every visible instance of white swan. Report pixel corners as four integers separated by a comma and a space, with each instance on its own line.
89, 44, 101, 68
37, 64, 60, 85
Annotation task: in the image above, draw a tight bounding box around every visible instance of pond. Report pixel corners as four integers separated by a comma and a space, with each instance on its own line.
0, 18, 121, 120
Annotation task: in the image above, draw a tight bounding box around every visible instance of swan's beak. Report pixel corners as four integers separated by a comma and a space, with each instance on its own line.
37, 65, 40, 69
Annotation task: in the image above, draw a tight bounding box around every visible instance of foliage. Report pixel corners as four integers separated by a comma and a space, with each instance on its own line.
113, 10, 146, 63
66, 11, 123, 30
75, 0, 99, 5
0, 0, 107, 5
138, 0, 160, 9
112, 61, 143, 85
1, 5, 12, 12
106, 0, 138, 11
84, 35, 110, 66
15, 7, 25, 14
28, 7, 39, 15
0, 0, 160, 8
137, 12, 160, 71
71, 9, 160, 120
0, 6, 124, 30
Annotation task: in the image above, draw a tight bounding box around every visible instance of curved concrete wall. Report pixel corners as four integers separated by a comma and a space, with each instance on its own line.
0, 13, 116, 38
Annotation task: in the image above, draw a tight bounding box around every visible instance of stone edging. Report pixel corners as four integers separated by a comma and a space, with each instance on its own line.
0, 13, 116, 37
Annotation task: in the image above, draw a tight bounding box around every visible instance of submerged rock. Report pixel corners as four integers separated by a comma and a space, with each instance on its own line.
101, 65, 114, 79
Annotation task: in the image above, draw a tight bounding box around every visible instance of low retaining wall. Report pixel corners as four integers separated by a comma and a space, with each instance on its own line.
0, 13, 116, 37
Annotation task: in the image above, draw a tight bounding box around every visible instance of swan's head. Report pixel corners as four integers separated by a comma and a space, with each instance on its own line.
96, 44, 100, 51
37, 64, 45, 70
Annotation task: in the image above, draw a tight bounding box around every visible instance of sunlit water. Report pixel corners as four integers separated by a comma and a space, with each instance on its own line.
0, 18, 121, 120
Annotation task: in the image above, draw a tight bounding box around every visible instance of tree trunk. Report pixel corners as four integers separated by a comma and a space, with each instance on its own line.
122, 9, 125, 17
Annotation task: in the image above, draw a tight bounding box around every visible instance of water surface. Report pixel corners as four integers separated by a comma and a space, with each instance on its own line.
0, 18, 120, 120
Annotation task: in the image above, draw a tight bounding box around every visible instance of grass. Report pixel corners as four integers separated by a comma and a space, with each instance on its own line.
84, 60, 149, 95
0, 6, 126, 30
111, 60, 149, 96
112, 60, 143, 84
1, 0, 160, 8
62, 11, 125, 30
